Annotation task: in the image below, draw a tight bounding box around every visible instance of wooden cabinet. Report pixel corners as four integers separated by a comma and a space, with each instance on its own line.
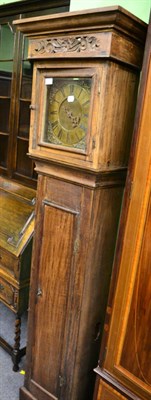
0, 0, 69, 187
94, 379, 128, 400
14, 7, 147, 400
0, 176, 36, 371
94, 13, 151, 400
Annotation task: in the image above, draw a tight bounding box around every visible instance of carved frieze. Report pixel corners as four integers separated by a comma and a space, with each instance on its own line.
29, 35, 101, 58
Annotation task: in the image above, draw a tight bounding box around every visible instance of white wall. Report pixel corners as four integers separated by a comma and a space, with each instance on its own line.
70, 0, 151, 22
0, 0, 150, 22
0, 0, 21, 3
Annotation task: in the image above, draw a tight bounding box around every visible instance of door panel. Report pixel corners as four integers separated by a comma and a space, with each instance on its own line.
32, 202, 79, 396
120, 192, 151, 384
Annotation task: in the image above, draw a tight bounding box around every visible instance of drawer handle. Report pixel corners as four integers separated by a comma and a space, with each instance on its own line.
0, 283, 4, 291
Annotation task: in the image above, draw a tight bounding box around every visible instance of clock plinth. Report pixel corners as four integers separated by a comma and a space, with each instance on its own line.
14, 7, 147, 400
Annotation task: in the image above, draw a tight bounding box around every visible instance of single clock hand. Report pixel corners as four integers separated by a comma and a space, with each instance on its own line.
63, 106, 80, 128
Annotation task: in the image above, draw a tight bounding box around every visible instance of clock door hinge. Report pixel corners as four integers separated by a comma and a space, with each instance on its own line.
59, 375, 66, 387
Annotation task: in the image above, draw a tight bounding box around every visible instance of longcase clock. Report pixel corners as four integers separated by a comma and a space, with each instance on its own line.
14, 7, 147, 400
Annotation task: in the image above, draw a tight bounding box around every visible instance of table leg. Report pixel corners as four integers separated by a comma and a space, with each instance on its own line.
12, 314, 21, 372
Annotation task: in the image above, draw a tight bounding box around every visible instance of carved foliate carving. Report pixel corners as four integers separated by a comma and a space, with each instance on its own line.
30, 35, 100, 56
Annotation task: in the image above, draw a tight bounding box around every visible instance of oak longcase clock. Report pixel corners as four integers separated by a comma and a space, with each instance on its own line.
14, 6, 147, 400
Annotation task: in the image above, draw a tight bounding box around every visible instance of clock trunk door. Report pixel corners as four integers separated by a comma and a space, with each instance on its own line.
27, 175, 92, 400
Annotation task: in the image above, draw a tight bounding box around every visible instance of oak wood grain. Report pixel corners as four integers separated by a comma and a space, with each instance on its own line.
94, 12, 151, 400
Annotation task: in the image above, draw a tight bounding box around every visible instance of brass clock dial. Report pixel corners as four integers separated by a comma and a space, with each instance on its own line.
42, 77, 92, 151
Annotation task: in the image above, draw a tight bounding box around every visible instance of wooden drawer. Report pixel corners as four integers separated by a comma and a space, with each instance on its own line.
0, 248, 18, 278
0, 276, 18, 311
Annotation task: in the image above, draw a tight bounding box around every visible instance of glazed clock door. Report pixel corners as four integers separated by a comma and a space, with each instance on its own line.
42, 76, 92, 150
29, 65, 98, 162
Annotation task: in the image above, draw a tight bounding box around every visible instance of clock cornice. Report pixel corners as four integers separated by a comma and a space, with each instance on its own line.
13, 7, 147, 69
13, 6, 146, 43
13, 7, 147, 172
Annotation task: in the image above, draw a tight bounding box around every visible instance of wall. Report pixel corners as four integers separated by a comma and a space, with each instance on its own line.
70, 0, 150, 22
0, 0, 21, 3
0, 0, 150, 22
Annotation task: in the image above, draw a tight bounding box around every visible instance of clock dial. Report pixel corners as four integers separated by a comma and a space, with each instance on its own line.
42, 77, 92, 151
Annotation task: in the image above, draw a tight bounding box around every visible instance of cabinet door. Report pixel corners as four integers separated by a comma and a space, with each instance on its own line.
0, 20, 16, 172
0, 15, 35, 184
13, 36, 35, 183
119, 193, 151, 383
100, 17, 151, 400
23, 172, 124, 400
0, 1, 69, 186
25, 175, 89, 400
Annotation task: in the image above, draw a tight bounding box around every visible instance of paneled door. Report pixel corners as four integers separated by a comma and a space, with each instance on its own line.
94, 13, 151, 400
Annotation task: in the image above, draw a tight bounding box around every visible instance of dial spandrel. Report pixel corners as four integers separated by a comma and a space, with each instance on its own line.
41, 77, 92, 151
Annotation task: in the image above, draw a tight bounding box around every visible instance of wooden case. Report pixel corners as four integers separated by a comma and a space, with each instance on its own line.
94, 12, 151, 400
14, 7, 147, 400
